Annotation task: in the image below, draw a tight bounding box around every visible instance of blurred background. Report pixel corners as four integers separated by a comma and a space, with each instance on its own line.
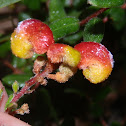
0, 0, 126, 126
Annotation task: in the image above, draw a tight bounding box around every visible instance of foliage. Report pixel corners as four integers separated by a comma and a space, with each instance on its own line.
0, 0, 126, 125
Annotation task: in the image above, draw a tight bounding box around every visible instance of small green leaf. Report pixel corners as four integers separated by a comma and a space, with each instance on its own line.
83, 17, 104, 43
88, 0, 124, 8
2, 74, 32, 88
0, 41, 10, 58
0, 0, 21, 8
49, 0, 66, 22
0, 88, 3, 100
50, 17, 80, 41
5, 94, 14, 110
12, 81, 19, 93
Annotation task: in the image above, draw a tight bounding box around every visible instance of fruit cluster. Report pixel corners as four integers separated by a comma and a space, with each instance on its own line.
11, 19, 114, 84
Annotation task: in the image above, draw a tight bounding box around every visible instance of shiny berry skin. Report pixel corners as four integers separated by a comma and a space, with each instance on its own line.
74, 42, 114, 84
11, 19, 54, 59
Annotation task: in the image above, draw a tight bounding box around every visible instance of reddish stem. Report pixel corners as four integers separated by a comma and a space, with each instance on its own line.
121, 3, 126, 9
80, 8, 109, 26
11, 61, 55, 103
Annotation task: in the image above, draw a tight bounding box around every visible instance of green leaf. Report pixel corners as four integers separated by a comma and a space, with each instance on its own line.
5, 94, 14, 110
109, 8, 126, 30
2, 74, 32, 88
12, 56, 27, 68
88, 0, 124, 8
12, 81, 19, 93
50, 17, 80, 41
23, 0, 41, 10
18, 12, 31, 21
23, 65, 33, 74
5, 88, 13, 95
0, 0, 21, 8
0, 41, 10, 58
68, 10, 81, 18
64, 31, 83, 45
0, 35, 10, 43
40, 0, 47, 2
73, 0, 87, 8
32, 53, 46, 60
0, 88, 3, 100
83, 17, 104, 43
49, 0, 66, 22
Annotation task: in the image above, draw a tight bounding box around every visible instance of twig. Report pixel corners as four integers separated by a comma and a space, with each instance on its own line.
121, 3, 126, 9
11, 61, 55, 103
80, 8, 109, 26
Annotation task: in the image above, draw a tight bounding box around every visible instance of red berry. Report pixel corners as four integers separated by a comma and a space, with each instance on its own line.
74, 42, 114, 84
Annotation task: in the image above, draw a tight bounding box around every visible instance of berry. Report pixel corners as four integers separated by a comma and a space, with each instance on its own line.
11, 19, 54, 59
47, 43, 81, 83
74, 42, 114, 84
47, 43, 81, 67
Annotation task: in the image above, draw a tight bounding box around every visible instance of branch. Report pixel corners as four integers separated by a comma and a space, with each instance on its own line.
80, 8, 108, 26
11, 61, 55, 103
121, 3, 126, 9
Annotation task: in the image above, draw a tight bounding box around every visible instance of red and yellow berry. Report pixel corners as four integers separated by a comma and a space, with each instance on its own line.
11, 19, 54, 59
74, 42, 114, 84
